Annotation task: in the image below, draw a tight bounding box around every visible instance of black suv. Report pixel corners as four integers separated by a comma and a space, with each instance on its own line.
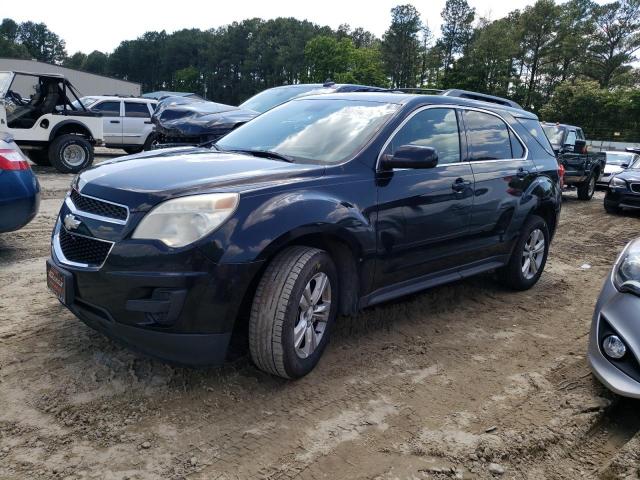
47, 90, 562, 378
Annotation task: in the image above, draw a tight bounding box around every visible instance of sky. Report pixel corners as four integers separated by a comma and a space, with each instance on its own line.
11, 0, 558, 54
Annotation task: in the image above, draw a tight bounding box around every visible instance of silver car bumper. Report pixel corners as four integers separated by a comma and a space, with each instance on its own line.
588, 275, 640, 399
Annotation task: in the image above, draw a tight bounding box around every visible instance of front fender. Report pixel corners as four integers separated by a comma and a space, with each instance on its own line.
200, 188, 377, 265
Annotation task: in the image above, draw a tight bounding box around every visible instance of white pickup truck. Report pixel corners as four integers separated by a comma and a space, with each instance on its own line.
0, 71, 104, 173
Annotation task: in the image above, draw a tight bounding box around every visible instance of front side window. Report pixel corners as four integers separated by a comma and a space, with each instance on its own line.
125, 102, 151, 118
565, 130, 577, 147
93, 101, 120, 117
464, 110, 513, 161
216, 99, 400, 165
383, 108, 461, 164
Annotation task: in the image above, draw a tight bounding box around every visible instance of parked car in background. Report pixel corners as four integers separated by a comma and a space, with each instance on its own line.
0, 133, 39, 232
541, 122, 606, 200
589, 237, 640, 398
77, 96, 158, 154
1, 71, 104, 173
604, 155, 640, 213
598, 151, 640, 187
152, 83, 386, 147
47, 89, 561, 378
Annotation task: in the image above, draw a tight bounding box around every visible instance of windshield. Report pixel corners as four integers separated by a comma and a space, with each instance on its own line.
630, 156, 640, 169
606, 152, 635, 166
542, 125, 565, 146
71, 96, 100, 109
216, 98, 400, 164
0, 72, 13, 95
239, 85, 322, 113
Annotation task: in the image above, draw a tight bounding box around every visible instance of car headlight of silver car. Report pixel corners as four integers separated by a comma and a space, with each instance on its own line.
132, 193, 239, 248
610, 176, 627, 188
613, 238, 640, 296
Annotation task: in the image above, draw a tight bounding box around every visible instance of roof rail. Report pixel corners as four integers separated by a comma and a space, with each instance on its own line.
441, 89, 522, 110
384, 87, 444, 95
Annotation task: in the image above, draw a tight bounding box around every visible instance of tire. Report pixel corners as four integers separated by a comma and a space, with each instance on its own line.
249, 246, 339, 379
604, 197, 621, 214
497, 215, 550, 291
577, 174, 596, 200
142, 133, 159, 151
28, 148, 51, 166
123, 147, 143, 155
49, 135, 94, 174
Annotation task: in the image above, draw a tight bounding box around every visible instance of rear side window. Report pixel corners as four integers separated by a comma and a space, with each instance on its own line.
125, 102, 151, 118
385, 108, 461, 164
517, 118, 555, 156
463, 110, 512, 160
92, 101, 120, 117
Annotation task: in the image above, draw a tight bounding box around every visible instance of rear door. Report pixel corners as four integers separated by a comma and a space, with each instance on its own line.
374, 106, 475, 289
92, 100, 122, 146
461, 109, 536, 262
123, 102, 153, 146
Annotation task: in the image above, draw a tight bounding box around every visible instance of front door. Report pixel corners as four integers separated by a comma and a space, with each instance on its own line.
92, 100, 122, 146
374, 107, 474, 290
123, 102, 153, 147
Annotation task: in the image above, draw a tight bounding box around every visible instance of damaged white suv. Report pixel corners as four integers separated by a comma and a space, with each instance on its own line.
0, 71, 104, 173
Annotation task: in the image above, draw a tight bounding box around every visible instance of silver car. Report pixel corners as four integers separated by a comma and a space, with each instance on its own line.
589, 238, 640, 398
597, 151, 640, 187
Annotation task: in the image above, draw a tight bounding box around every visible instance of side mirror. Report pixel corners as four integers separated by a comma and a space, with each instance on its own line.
574, 139, 587, 154
381, 145, 439, 170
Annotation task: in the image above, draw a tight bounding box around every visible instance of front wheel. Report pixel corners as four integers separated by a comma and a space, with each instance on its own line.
604, 197, 621, 214
249, 246, 338, 379
577, 174, 596, 200
49, 135, 94, 173
497, 215, 550, 291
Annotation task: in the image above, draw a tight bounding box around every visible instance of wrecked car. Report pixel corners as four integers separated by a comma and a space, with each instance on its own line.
151, 83, 385, 147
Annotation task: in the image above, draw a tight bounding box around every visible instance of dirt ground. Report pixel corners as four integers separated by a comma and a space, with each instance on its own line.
1, 151, 639, 480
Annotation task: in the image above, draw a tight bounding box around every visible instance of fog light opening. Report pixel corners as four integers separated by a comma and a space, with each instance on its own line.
603, 335, 627, 360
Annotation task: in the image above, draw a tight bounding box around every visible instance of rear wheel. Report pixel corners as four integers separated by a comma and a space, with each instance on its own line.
249, 246, 338, 379
27, 148, 51, 166
497, 215, 549, 291
142, 133, 159, 151
577, 174, 596, 200
123, 146, 143, 155
49, 135, 94, 173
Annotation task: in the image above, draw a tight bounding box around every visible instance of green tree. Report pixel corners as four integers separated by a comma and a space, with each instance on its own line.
16, 21, 66, 63
305, 36, 354, 82
83, 50, 109, 75
381, 4, 423, 87
63, 52, 87, 69
440, 0, 475, 80
587, 0, 640, 87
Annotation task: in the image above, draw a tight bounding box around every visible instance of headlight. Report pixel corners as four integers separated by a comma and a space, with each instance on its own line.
132, 193, 239, 247
613, 238, 640, 296
610, 176, 627, 188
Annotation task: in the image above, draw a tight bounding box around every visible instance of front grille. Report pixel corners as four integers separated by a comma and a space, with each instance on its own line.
70, 190, 128, 221
630, 183, 640, 194
59, 227, 112, 266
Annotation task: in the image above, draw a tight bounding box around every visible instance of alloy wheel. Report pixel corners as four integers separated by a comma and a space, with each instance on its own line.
294, 272, 331, 359
522, 228, 545, 280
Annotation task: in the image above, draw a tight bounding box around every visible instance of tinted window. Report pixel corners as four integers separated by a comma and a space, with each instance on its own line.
517, 118, 555, 156
464, 111, 512, 160
125, 102, 151, 118
216, 99, 399, 164
93, 101, 120, 117
509, 130, 525, 158
384, 108, 460, 164
577, 129, 585, 140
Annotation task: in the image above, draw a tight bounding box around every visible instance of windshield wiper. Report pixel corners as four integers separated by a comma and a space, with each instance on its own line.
197, 139, 220, 150
224, 149, 295, 163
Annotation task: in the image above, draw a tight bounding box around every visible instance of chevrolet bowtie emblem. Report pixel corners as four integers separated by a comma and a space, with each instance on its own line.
64, 213, 81, 231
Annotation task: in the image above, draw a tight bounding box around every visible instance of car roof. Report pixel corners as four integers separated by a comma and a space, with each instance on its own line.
85, 95, 154, 102
1, 70, 66, 79
541, 122, 579, 129
293, 92, 538, 119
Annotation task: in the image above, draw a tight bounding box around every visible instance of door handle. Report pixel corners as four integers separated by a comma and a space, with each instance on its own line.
110, 120, 120, 124
516, 168, 530, 178
451, 178, 471, 192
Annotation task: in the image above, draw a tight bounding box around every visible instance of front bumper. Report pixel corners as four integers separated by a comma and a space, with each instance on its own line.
49, 224, 264, 366
605, 188, 640, 209
588, 276, 640, 398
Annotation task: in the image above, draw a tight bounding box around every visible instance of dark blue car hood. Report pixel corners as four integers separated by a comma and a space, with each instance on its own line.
615, 169, 640, 182
76, 149, 324, 211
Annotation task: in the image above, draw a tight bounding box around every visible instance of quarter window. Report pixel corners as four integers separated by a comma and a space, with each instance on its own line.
384, 108, 461, 165
92, 101, 120, 117
125, 102, 151, 118
463, 111, 513, 161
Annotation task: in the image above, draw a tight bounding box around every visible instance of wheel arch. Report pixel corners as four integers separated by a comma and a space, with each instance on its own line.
525, 174, 561, 239
49, 120, 94, 142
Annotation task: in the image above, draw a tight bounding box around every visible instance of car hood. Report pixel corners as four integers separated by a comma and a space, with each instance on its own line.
152, 96, 258, 139
615, 169, 640, 183
76, 150, 324, 211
